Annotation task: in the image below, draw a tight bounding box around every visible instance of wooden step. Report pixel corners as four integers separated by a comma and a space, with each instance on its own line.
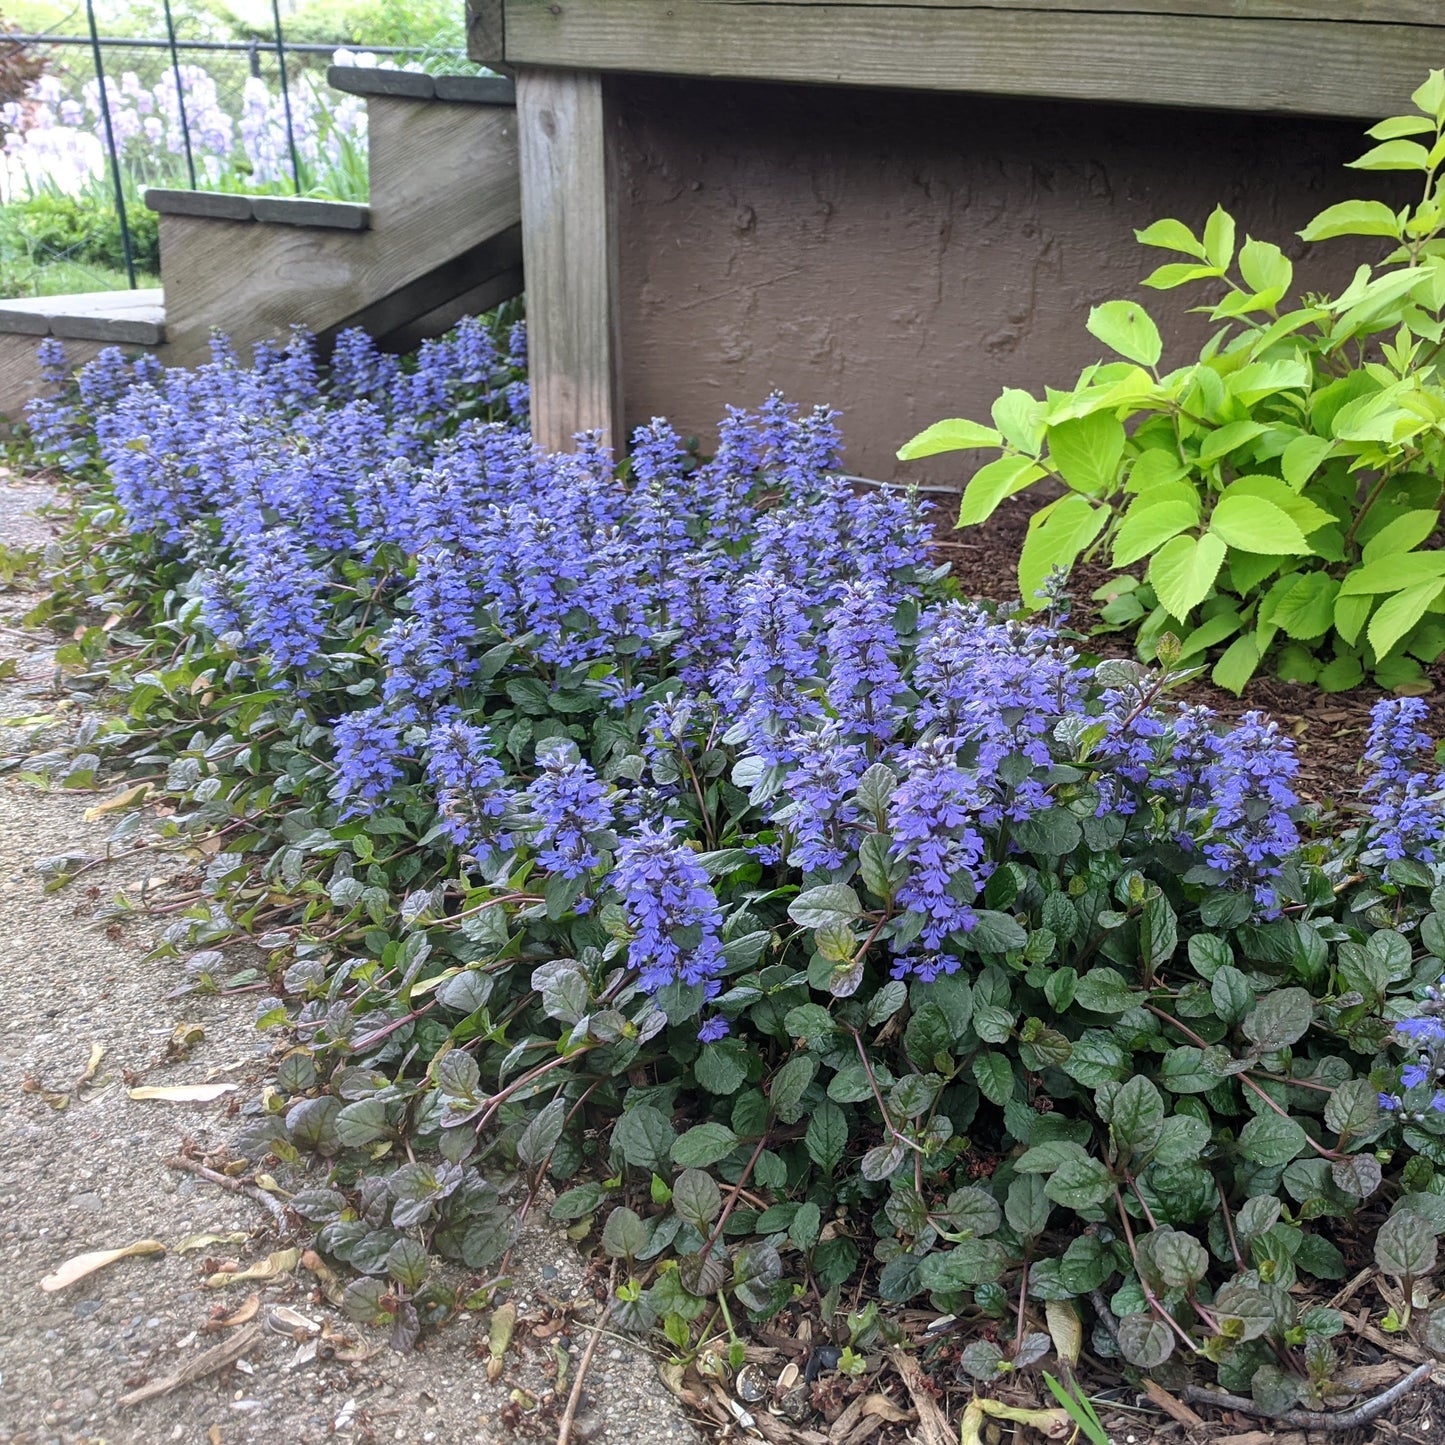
0, 290, 165, 421
153, 90, 521, 367
147, 191, 369, 230
327, 65, 515, 106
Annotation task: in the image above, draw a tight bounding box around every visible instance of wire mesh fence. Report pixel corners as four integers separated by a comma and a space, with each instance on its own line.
0, 3, 465, 297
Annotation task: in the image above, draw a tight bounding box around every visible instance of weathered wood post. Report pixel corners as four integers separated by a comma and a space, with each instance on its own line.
469, 2, 621, 453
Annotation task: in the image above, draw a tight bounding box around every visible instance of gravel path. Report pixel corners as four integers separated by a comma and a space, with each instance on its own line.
0, 471, 699, 1445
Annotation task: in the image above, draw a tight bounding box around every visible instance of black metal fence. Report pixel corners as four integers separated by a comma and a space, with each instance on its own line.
1, 3, 462, 293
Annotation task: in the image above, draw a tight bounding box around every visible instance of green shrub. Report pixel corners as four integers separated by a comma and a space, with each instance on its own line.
0, 191, 161, 278
902, 71, 1445, 695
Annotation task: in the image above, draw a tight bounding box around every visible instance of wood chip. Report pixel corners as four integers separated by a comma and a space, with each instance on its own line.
117, 1321, 264, 1407
887, 1350, 951, 1445
1351, 1318, 1427, 1363
1143, 1378, 1205, 1428
1216, 1435, 1274, 1445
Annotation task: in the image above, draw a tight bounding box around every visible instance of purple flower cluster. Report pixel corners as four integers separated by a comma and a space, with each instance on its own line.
611, 817, 726, 1007
887, 736, 991, 978
1198, 712, 1300, 912
1362, 698, 1445, 863
525, 743, 614, 880
424, 714, 511, 857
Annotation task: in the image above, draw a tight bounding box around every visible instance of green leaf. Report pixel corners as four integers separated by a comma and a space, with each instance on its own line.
992, 387, 1045, 455
1117, 1314, 1174, 1368
1152, 1229, 1209, 1289
1299, 199, 1404, 242
672, 1123, 740, 1168
1210, 966, 1255, 1025
1375, 1210, 1439, 1279
601, 1206, 649, 1260
1134, 217, 1207, 258
1209, 495, 1310, 555
1148, 532, 1227, 619
1108, 1076, 1166, 1159
974, 1051, 1014, 1105
1073, 967, 1135, 1015
1086, 300, 1162, 368
1243, 988, 1313, 1051
1341, 551, 1445, 596
769, 1055, 817, 1122
1153, 1114, 1211, 1166
1112, 499, 1198, 569
694, 1042, 749, 1096
1369, 580, 1444, 659
551, 1183, 605, 1221
1211, 633, 1262, 694
1237, 239, 1292, 302
1044, 1150, 1115, 1210
1362, 510, 1440, 565
958, 455, 1046, 527
1280, 434, 1333, 488
1018, 494, 1108, 609
1203, 206, 1236, 270
788, 883, 862, 930
613, 1105, 676, 1174
1045, 412, 1126, 496
790, 1201, 822, 1252
805, 1101, 847, 1172
1412, 70, 1445, 120
1238, 1112, 1308, 1168
897, 417, 1003, 460
1006, 1174, 1052, 1239
1259, 572, 1338, 641
1349, 139, 1433, 171
673, 1168, 722, 1229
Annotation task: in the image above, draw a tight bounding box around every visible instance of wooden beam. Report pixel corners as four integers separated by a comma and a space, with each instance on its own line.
503, 0, 1445, 117
696, 0, 1444, 24
467, 0, 507, 67
516, 69, 621, 452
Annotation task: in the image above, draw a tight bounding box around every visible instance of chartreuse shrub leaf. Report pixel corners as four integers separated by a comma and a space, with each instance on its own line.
905, 71, 1445, 688
1086, 300, 1162, 369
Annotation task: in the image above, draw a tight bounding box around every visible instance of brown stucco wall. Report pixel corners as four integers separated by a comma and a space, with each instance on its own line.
610, 76, 1405, 484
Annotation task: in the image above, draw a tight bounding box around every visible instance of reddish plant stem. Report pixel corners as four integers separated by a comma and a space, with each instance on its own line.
700, 1133, 770, 1263
1144, 1004, 1344, 1160
1114, 1188, 1198, 1355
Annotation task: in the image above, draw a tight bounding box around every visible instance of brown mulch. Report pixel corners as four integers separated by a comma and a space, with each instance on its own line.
932, 493, 1445, 807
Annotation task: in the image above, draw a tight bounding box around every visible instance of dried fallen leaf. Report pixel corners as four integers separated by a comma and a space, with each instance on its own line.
175, 1231, 249, 1255
212, 1294, 260, 1329
40, 1239, 165, 1292
488, 1300, 517, 1383
959, 1397, 1073, 1445
300, 1248, 346, 1305
128, 1083, 237, 1103
861, 1394, 911, 1423
204, 1247, 300, 1290
1045, 1297, 1082, 1369
83, 781, 153, 821
75, 1042, 104, 1090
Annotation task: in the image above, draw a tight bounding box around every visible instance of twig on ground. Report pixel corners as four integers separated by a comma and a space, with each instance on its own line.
1182, 1360, 1431, 1432
556, 1267, 614, 1445
165, 1155, 290, 1231
886, 1349, 951, 1445
117, 1320, 265, 1407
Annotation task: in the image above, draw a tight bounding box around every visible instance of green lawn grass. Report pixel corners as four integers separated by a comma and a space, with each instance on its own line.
0, 257, 161, 298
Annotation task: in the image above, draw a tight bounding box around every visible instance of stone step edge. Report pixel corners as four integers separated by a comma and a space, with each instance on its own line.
326, 66, 514, 106
144, 191, 370, 231
0, 289, 166, 345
